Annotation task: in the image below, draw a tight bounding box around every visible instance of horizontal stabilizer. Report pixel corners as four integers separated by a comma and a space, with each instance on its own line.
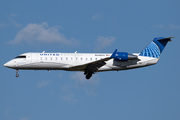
157, 37, 174, 42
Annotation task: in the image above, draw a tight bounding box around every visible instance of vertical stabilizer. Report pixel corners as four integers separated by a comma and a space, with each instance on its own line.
139, 37, 173, 58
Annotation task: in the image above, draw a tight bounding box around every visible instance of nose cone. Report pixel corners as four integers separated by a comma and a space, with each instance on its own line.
4, 62, 11, 67
4, 62, 8, 67
4, 61, 15, 68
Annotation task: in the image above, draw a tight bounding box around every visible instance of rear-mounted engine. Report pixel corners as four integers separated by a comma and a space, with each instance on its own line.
114, 52, 138, 61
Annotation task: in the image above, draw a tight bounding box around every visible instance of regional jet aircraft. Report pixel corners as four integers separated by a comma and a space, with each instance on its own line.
4, 37, 172, 79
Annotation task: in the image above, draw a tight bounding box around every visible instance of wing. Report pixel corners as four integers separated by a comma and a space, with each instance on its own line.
69, 49, 117, 72
69, 57, 112, 72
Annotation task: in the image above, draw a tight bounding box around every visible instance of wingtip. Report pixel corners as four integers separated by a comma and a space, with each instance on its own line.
110, 49, 117, 58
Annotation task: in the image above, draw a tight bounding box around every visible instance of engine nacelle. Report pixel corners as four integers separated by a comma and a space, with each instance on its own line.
114, 52, 128, 61
114, 52, 138, 61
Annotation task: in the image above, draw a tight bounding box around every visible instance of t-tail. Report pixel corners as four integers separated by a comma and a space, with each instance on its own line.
139, 37, 173, 58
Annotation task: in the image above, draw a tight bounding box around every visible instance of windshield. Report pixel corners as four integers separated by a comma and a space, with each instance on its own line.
15, 55, 26, 59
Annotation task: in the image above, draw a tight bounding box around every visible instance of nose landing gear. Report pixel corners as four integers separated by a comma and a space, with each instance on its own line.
15, 69, 19, 78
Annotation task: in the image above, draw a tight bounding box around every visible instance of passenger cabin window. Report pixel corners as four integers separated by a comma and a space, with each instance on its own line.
15, 55, 26, 59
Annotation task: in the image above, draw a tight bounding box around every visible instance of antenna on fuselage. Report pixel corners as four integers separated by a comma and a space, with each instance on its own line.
75, 51, 77, 53
42, 51, 45, 53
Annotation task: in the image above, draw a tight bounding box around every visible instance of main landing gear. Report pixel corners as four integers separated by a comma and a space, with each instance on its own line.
84, 70, 93, 80
15, 69, 19, 78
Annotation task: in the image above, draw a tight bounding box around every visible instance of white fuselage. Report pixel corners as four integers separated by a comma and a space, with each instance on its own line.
4, 37, 171, 79
4, 52, 159, 72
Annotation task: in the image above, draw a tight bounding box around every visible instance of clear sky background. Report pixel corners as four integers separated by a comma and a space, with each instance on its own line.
0, 0, 180, 120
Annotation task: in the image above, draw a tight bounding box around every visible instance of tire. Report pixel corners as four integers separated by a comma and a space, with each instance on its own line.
86, 73, 92, 79
16, 74, 19, 77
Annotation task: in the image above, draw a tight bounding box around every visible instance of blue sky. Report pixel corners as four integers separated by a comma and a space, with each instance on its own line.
1, 0, 180, 120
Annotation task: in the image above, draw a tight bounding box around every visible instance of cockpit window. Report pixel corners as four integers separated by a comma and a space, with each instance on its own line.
15, 55, 26, 59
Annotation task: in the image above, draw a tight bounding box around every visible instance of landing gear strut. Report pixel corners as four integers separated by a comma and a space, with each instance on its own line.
15, 69, 19, 78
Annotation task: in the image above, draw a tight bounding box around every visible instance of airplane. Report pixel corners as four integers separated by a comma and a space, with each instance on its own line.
4, 37, 173, 79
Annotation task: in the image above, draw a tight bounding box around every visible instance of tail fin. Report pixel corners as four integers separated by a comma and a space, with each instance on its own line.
139, 37, 173, 58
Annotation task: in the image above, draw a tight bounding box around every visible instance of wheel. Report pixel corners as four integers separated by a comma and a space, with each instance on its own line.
84, 71, 87, 75
86, 73, 92, 79
16, 74, 19, 78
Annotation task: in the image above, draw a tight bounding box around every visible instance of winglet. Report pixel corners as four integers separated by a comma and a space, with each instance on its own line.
110, 49, 117, 58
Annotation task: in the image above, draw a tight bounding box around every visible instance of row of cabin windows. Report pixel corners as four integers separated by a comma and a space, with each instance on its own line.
40, 57, 100, 61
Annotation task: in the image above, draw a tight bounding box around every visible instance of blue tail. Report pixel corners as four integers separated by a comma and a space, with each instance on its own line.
139, 37, 173, 58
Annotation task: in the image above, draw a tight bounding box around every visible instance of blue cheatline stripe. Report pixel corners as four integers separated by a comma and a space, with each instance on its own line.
139, 42, 160, 58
